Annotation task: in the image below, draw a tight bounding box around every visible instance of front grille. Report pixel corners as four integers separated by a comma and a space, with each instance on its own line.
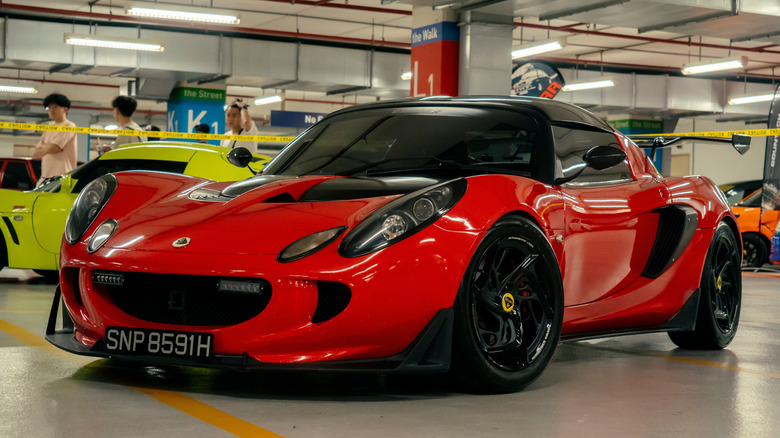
97, 271, 272, 326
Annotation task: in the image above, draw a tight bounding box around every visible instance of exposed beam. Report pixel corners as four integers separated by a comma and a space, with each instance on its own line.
539, 0, 631, 22
638, 10, 737, 34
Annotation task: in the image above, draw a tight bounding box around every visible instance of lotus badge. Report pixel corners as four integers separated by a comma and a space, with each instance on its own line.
172, 237, 191, 248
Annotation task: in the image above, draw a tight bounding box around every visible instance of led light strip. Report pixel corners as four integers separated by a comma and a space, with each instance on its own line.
126, 6, 240, 24
0, 85, 36, 94
64, 33, 164, 52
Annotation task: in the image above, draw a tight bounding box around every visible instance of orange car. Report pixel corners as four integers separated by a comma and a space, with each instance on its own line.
732, 189, 780, 267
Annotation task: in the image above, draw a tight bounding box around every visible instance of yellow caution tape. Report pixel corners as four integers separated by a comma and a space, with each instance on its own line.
0, 121, 296, 143
629, 128, 780, 138
10, 121, 778, 142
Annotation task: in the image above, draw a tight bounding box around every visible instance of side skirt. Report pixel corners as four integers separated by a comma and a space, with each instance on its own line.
560, 288, 700, 342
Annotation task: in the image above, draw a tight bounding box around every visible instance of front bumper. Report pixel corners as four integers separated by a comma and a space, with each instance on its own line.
46, 284, 454, 373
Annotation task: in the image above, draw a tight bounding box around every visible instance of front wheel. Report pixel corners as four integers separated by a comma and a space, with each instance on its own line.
451, 216, 563, 393
669, 222, 741, 349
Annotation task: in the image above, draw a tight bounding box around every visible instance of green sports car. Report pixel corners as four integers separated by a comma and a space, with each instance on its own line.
0, 142, 269, 279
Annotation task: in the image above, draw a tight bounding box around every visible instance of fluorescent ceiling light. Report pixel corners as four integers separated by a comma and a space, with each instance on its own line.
0, 84, 37, 94
401, 71, 412, 80
64, 33, 164, 52
254, 95, 283, 105
562, 77, 616, 91
511, 38, 566, 59
728, 92, 779, 105
126, 4, 240, 25
682, 56, 747, 75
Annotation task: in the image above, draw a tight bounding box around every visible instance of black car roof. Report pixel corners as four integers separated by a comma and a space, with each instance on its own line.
325, 95, 614, 132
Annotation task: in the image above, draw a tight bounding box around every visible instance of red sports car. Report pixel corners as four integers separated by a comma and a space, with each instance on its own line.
47, 97, 745, 393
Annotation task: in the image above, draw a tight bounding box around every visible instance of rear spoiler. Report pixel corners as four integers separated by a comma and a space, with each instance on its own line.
629, 133, 751, 159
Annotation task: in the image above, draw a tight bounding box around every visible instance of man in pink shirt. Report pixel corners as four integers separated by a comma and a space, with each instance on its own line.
33, 93, 78, 183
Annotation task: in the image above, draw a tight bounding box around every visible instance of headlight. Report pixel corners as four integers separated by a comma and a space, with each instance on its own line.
65, 175, 117, 245
278, 226, 347, 262
87, 219, 118, 253
339, 179, 467, 257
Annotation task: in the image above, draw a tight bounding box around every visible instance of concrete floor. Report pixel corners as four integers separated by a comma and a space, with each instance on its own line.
1, 267, 778, 438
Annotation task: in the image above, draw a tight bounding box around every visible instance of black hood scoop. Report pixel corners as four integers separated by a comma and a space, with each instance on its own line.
221, 174, 446, 202
221, 175, 296, 197
299, 176, 444, 201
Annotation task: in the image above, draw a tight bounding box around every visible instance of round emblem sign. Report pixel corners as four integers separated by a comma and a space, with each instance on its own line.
511, 62, 565, 99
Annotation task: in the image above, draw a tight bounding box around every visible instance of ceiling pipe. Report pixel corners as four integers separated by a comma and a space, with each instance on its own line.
258, 0, 409, 15
0, 3, 410, 49
0, 74, 120, 88
515, 21, 780, 55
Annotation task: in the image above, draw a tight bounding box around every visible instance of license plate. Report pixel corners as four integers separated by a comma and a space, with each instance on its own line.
104, 327, 213, 359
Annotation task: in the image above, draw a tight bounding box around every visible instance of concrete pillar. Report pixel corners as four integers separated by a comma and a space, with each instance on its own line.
458, 11, 514, 96
410, 7, 459, 97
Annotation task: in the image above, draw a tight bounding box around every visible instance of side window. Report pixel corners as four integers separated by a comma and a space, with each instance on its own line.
553, 125, 632, 185
738, 190, 762, 208
1, 161, 34, 190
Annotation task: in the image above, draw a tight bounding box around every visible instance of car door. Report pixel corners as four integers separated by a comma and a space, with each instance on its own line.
555, 125, 670, 306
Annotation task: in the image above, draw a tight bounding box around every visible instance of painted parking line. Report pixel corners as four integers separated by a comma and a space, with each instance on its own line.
574, 343, 780, 379
742, 271, 780, 278
0, 318, 284, 438
133, 386, 284, 438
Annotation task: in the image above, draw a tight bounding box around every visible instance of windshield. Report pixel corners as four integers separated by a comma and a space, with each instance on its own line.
32, 174, 65, 192
264, 106, 538, 177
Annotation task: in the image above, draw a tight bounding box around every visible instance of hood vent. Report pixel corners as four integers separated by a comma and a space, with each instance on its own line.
262, 192, 297, 203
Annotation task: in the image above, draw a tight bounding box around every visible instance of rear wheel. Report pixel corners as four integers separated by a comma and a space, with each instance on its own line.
740, 233, 767, 268
669, 222, 741, 349
452, 216, 563, 393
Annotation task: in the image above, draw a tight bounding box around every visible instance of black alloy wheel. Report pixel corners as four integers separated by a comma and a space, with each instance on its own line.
740, 233, 767, 268
669, 222, 742, 349
452, 216, 563, 393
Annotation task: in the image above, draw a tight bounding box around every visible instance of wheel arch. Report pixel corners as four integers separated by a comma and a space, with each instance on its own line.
721, 215, 742, 250
499, 209, 544, 230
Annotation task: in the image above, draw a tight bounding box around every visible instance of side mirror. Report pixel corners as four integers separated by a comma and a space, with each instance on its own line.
554, 145, 627, 185
583, 145, 627, 170
59, 174, 74, 192
227, 147, 258, 175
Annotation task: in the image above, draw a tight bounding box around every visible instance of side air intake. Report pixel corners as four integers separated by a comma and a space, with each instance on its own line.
313, 281, 351, 323
642, 206, 698, 279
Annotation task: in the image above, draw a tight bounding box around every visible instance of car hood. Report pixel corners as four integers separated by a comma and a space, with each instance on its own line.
99, 173, 446, 256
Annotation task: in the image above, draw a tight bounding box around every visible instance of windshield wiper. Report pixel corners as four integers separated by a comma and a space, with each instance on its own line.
335, 155, 462, 176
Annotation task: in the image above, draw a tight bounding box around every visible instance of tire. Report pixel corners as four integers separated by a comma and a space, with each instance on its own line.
669, 222, 741, 349
0, 231, 8, 269
33, 269, 60, 283
740, 233, 767, 268
451, 216, 563, 393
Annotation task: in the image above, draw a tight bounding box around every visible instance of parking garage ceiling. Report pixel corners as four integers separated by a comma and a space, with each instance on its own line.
1, 0, 779, 125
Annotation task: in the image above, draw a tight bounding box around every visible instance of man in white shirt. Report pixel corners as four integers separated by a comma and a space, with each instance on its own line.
220, 98, 259, 153
33, 93, 78, 183
112, 95, 147, 147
